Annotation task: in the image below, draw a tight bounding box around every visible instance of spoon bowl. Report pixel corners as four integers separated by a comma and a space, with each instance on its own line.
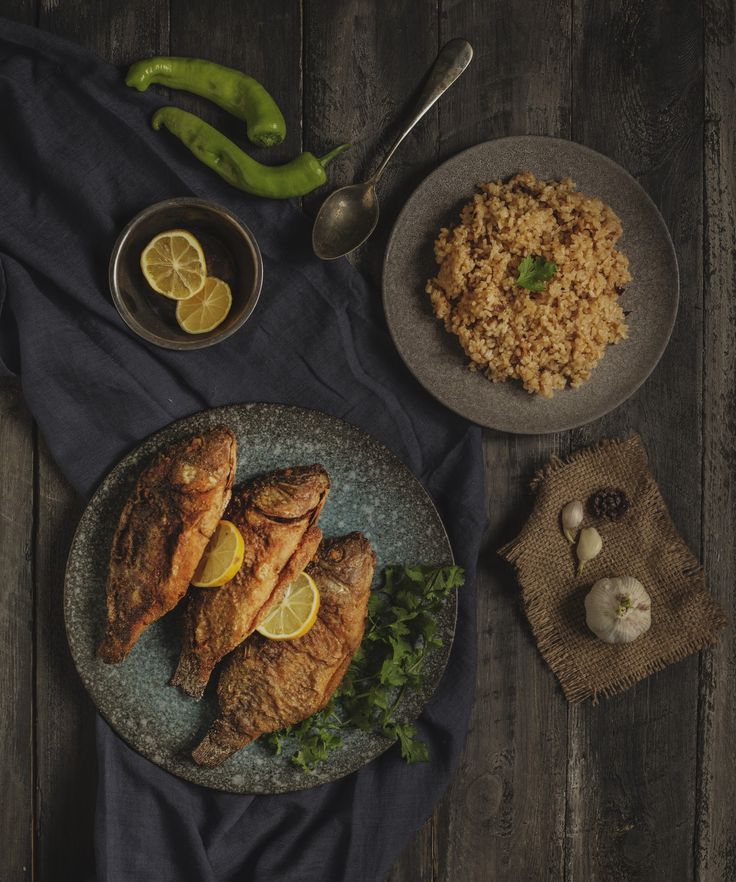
312, 182, 379, 260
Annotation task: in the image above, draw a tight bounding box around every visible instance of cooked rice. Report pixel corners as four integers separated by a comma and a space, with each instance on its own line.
425, 172, 631, 397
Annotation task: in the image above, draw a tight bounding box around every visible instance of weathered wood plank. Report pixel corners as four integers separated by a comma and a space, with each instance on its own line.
37, 0, 169, 60
697, 1, 736, 879
303, 0, 439, 286
33, 442, 92, 881
32, 3, 169, 879
302, 4, 439, 879
0, 386, 35, 882
567, 2, 704, 880
433, 1, 572, 879
436, 435, 570, 882
0, 12, 38, 882
0, 0, 35, 24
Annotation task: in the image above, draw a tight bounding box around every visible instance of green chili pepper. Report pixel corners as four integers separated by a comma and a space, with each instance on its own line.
126, 56, 287, 147
152, 107, 349, 199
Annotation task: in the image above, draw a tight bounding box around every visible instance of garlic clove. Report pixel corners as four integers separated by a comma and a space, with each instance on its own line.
576, 526, 602, 574
584, 577, 652, 644
561, 500, 584, 543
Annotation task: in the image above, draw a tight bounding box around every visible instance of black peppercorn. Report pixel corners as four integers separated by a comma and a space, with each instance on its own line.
589, 487, 630, 520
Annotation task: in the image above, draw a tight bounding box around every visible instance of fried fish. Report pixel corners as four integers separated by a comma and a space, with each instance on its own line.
191, 532, 376, 767
172, 464, 331, 699
98, 426, 237, 664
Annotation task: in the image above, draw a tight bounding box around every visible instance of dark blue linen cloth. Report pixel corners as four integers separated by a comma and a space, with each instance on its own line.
0, 20, 486, 882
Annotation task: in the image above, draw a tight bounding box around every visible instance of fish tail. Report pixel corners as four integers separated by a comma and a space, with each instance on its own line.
97, 622, 138, 664
97, 633, 128, 664
171, 650, 208, 699
191, 720, 253, 768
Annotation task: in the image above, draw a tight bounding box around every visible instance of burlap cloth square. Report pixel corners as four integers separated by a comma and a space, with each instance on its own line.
499, 436, 727, 702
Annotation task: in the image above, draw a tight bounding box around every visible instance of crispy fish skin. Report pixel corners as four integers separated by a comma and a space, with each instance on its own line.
98, 426, 237, 664
192, 532, 376, 768
172, 464, 331, 699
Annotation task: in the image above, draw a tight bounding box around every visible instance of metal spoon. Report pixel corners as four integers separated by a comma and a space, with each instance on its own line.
312, 38, 473, 260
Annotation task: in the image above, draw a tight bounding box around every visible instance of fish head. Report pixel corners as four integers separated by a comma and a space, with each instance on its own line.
250, 464, 330, 520
169, 426, 236, 491
310, 532, 377, 597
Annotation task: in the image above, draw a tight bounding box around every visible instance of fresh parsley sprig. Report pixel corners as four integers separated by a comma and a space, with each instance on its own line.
262, 564, 465, 772
515, 255, 557, 292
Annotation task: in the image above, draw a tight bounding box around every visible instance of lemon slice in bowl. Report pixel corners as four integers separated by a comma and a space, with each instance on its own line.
140, 229, 207, 300
176, 277, 233, 334
256, 572, 320, 640
191, 519, 245, 588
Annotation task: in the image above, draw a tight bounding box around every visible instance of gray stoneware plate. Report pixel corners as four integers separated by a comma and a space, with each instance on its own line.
64, 403, 454, 794
383, 136, 679, 434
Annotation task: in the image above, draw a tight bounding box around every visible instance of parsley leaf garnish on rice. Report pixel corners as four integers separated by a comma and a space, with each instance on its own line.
515, 255, 558, 292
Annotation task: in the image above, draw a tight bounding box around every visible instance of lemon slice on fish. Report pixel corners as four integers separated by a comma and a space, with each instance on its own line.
256, 572, 320, 640
191, 520, 245, 588
140, 229, 207, 300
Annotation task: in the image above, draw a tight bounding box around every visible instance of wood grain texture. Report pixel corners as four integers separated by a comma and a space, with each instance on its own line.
0, 387, 35, 882
37, 0, 169, 60
303, 0, 439, 284
0, 0, 35, 24
567, 1, 705, 880
432, 2, 572, 880
0, 11, 37, 882
435, 437, 569, 882
697, 1, 736, 879
33, 442, 92, 881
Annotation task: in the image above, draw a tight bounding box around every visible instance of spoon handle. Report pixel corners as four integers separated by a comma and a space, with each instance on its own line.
370, 38, 473, 184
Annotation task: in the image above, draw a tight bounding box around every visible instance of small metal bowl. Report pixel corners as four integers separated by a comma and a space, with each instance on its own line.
109, 198, 263, 350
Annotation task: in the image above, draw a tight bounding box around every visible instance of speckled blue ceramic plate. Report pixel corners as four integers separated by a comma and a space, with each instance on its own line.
64, 404, 454, 794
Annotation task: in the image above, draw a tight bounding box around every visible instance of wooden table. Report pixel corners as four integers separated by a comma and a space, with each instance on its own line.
1, 1, 734, 880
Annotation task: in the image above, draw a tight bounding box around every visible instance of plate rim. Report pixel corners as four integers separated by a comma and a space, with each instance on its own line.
382, 134, 680, 434
63, 402, 456, 793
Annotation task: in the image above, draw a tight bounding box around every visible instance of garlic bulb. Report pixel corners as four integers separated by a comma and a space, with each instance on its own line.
576, 526, 602, 574
561, 500, 584, 542
585, 577, 652, 644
